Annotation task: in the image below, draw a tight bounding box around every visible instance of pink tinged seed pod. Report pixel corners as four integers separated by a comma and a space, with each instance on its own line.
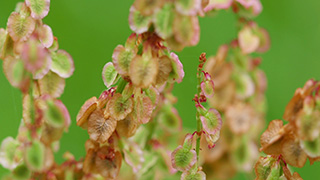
181, 170, 206, 180
204, 0, 233, 12
95, 147, 122, 179
129, 6, 152, 34
50, 50, 75, 78
38, 71, 65, 98
102, 62, 118, 88
175, 0, 202, 16
0, 28, 7, 56
107, 93, 133, 121
236, 0, 262, 16
173, 14, 200, 46
200, 108, 222, 135
39, 24, 54, 48
169, 52, 184, 83
238, 26, 260, 54
204, 131, 220, 149
3, 57, 29, 91
153, 3, 175, 39
123, 142, 145, 173
21, 38, 47, 73
0, 137, 20, 170
201, 80, 215, 98
171, 145, 197, 171
7, 12, 36, 42
112, 45, 135, 77
25, 0, 50, 19
134, 94, 154, 124
33, 55, 52, 80
76, 97, 98, 129
133, 0, 163, 16
256, 28, 270, 53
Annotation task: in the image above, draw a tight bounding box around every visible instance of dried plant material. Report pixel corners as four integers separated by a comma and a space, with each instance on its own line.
25, 0, 50, 19
175, 0, 201, 16
40, 123, 64, 145
260, 120, 284, 154
281, 137, 307, 168
133, 0, 163, 15
238, 26, 260, 54
102, 62, 118, 88
87, 109, 117, 144
116, 114, 140, 138
83, 149, 98, 174
309, 156, 320, 165
50, 50, 75, 78
296, 110, 320, 141
129, 6, 152, 34
204, 0, 233, 12
156, 55, 173, 85
169, 52, 184, 83
153, 3, 174, 39
112, 45, 136, 77
129, 51, 158, 88
95, 147, 122, 179
38, 71, 65, 98
173, 14, 199, 46
76, 97, 98, 129
108, 93, 133, 121
25, 140, 46, 172
123, 142, 145, 173
283, 90, 304, 122
200, 108, 222, 135
225, 103, 253, 135
39, 24, 54, 48
300, 138, 320, 158
254, 156, 272, 180
171, 145, 197, 171
7, 12, 35, 42
134, 94, 154, 124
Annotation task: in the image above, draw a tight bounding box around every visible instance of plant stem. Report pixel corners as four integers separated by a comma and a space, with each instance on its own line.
195, 64, 202, 166
116, 78, 128, 94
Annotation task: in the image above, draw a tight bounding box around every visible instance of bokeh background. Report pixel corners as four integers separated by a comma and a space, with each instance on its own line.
1, 0, 320, 179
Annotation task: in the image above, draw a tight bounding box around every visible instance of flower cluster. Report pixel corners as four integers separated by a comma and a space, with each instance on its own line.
77, 31, 185, 179
256, 79, 320, 179
0, 0, 75, 179
171, 53, 221, 180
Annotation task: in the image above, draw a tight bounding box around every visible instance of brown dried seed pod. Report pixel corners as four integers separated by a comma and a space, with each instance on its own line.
76, 97, 98, 129
260, 120, 285, 155
95, 146, 122, 179
116, 114, 140, 138
107, 93, 133, 121
87, 109, 117, 144
281, 136, 308, 168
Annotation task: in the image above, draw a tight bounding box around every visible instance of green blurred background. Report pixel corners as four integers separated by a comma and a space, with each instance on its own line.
1, 0, 320, 179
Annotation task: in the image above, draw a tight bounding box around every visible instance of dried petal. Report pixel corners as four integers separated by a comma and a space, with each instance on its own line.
204, 0, 233, 12
108, 93, 133, 121
129, 53, 158, 88
87, 109, 117, 144
153, 3, 174, 39
102, 62, 118, 88
175, 0, 201, 15
76, 97, 98, 129
200, 108, 222, 135
25, 140, 45, 171
169, 52, 184, 83
282, 137, 307, 168
129, 6, 152, 34
50, 50, 74, 78
39, 24, 54, 48
171, 145, 197, 171
112, 45, 135, 77
116, 114, 140, 137
201, 80, 214, 98
95, 147, 122, 179
38, 71, 65, 98
238, 26, 260, 54
7, 12, 35, 42
173, 14, 199, 46
181, 170, 206, 180
260, 120, 284, 154
0, 137, 20, 170
25, 0, 50, 19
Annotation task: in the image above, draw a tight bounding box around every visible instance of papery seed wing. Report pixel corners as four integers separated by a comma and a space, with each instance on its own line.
25, 0, 50, 19
158, 106, 182, 133
129, 6, 152, 34
76, 97, 97, 129
201, 80, 214, 98
300, 138, 320, 158
108, 93, 133, 121
1, 35, 14, 59
33, 55, 51, 80
50, 50, 74, 78
154, 3, 174, 39
112, 45, 135, 77
169, 52, 184, 83
21, 38, 47, 73
39, 24, 54, 48
254, 156, 272, 180
12, 163, 31, 180
135, 95, 154, 124
0, 137, 20, 170
171, 146, 197, 171
95, 147, 122, 179
42, 99, 70, 129
204, 0, 233, 12
123, 142, 145, 173
156, 55, 173, 85
238, 26, 260, 54
40, 123, 64, 145
200, 108, 222, 135
7, 12, 35, 42
3, 57, 28, 89
0, 28, 7, 58
173, 14, 199, 46
87, 109, 117, 144
260, 120, 284, 154
38, 71, 65, 98
116, 114, 140, 138
175, 0, 201, 16
25, 140, 46, 171
282, 137, 307, 168
133, 0, 163, 16
102, 62, 118, 88
181, 170, 206, 180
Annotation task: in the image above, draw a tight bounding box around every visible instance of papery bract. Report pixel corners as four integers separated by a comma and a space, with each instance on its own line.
153, 3, 174, 39
173, 14, 199, 46
50, 50, 74, 78
112, 45, 135, 77
282, 137, 308, 168
0, 137, 20, 170
76, 97, 98, 129
156, 55, 173, 85
107, 93, 133, 121
200, 108, 222, 135
95, 146, 122, 179
26, 0, 50, 19
21, 38, 47, 73
129, 6, 152, 34
25, 140, 46, 172
169, 52, 184, 83
175, 0, 201, 16
7, 12, 35, 42
102, 62, 118, 88
39, 71, 65, 98
171, 145, 197, 171
238, 26, 260, 54
39, 24, 54, 48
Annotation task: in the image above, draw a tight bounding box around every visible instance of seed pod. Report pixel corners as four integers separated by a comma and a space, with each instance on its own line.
39, 24, 54, 48
50, 50, 74, 78
201, 80, 215, 98
3, 57, 29, 92
203, 0, 233, 12
129, 6, 152, 34
102, 62, 118, 88
134, 94, 154, 124
38, 71, 65, 98
25, 140, 46, 172
0, 137, 20, 170
112, 45, 135, 77
173, 14, 199, 46
181, 170, 206, 180
107, 93, 133, 121
116, 114, 140, 138
153, 3, 174, 39
175, 0, 201, 16
282, 136, 307, 168
87, 109, 117, 144
200, 108, 222, 135
156, 55, 173, 85
76, 97, 98, 129
171, 145, 197, 171
25, 0, 50, 19
7, 12, 35, 42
